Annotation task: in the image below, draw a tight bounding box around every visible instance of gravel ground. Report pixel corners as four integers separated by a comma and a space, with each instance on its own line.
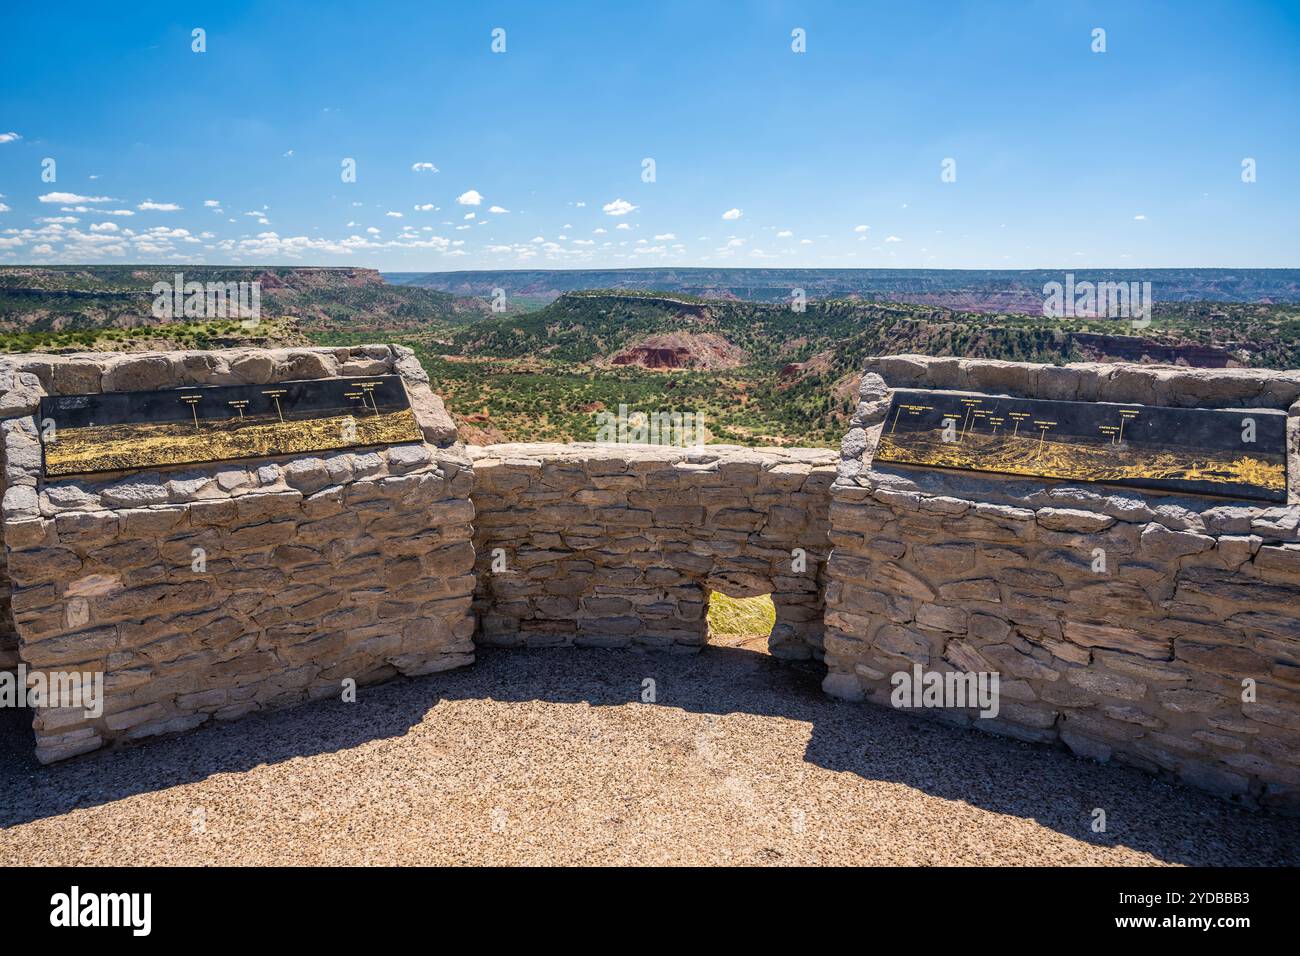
2, 636, 1298, 866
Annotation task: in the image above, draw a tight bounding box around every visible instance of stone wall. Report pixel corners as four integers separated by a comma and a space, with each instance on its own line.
468, 443, 836, 657
4, 343, 1299, 812
0, 346, 476, 763
0, 549, 15, 671
825, 355, 1300, 810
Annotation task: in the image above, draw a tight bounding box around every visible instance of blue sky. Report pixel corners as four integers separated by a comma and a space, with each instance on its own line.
1, 0, 1298, 270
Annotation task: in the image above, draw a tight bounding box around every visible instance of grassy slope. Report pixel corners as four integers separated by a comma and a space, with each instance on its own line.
0, 265, 486, 336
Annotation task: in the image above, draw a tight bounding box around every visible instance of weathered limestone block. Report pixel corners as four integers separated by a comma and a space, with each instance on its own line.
1036, 507, 1116, 533
101, 355, 176, 393
1061, 621, 1171, 660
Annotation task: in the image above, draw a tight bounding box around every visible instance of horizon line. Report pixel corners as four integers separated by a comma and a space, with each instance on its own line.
5, 263, 1300, 274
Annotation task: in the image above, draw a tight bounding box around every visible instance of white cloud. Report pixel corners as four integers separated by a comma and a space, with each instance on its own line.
616, 222, 630, 230
0, 203, 9, 213
386, 211, 404, 218
40, 192, 116, 204
61, 206, 134, 216
777, 230, 793, 238
414, 203, 438, 212
138, 200, 182, 211
800, 238, 812, 244
722, 208, 743, 220
283, 149, 294, 158
593, 227, 607, 235
885, 235, 902, 242
0, 132, 22, 144
37, 216, 78, 224
204, 199, 221, 207
411, 162, 438, 173
1133, 214, 1147, 221
456, 189, 483, 205
853, 224, 869, 233
602, 198, 637, 216
653, 233, 676, 241
488, 205, 509, 214
366, 227, 380, 235
225, 231, 366, 258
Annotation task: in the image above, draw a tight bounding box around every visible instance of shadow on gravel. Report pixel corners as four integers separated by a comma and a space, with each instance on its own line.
2, 642, 1297, 865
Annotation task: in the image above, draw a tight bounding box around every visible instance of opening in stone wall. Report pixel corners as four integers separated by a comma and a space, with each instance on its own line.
705, 591, 776, 654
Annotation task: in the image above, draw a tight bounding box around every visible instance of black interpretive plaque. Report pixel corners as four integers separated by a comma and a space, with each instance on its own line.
40, 375, 423, 477
874, 388, 1288, 502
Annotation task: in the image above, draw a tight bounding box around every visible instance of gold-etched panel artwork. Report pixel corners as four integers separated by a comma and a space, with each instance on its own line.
875, 389, 1288, 502
40, 375, 423, 478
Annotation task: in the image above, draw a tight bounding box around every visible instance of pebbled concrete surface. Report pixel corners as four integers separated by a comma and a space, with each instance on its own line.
2, 637, 1298, 866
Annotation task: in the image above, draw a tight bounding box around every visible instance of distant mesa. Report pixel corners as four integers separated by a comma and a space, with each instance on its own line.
609, 332, 748, 370
1071, 332, 1242, 368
